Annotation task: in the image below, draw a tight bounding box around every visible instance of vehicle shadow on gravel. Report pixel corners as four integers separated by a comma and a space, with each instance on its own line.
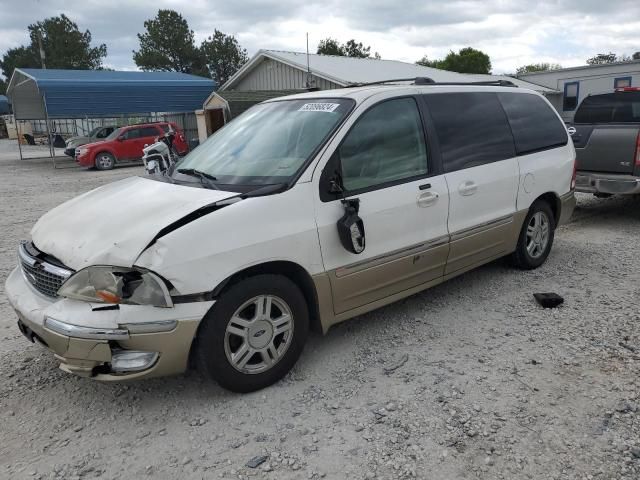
572, 193, 640, 224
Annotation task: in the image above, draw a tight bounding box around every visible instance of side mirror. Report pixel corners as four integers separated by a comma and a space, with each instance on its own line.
337, 199, 365, 254
117, 136, 124, 142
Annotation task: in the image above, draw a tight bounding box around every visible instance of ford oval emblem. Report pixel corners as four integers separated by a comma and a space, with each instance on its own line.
567, 126, 577, 135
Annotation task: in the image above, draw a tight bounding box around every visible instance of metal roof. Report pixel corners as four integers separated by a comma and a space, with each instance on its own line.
7, 68, 215, 119
221, 50, 557, 93
0, 95, 9, 114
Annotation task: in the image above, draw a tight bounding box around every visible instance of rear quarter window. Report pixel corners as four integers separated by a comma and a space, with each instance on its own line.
498, 92, 568, 155
423, 92, 515, 173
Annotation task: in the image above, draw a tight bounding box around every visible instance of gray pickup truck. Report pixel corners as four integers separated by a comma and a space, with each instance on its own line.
569, 88, 640, 195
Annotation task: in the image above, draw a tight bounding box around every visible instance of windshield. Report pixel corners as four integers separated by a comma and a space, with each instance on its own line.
174, 98, 354, 187
88, 127, 102, 137
105, 127, 124, 141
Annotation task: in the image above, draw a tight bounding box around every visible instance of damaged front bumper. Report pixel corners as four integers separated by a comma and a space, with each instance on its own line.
5, 266, 213, 380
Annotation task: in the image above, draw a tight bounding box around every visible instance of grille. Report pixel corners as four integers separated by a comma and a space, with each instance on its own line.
19, 242, 73, 298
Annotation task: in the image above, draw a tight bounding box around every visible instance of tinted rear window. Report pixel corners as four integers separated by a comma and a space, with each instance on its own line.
498, 92, 568, 155
574, 92, 640, 124
139, 126, 160, 137
424, 92, 515, 172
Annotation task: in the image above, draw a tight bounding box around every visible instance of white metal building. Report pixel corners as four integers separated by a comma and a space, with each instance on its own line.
220, 50, 554, 92
196, 49, 555, 140
518, 60, 640, 121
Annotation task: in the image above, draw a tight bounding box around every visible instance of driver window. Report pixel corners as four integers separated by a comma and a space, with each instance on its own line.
339, 98, 428, 192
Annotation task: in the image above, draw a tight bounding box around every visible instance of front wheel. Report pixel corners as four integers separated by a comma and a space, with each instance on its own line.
511, 200, 555, 269
195, 274, 309, 393
95, 152, 115, 170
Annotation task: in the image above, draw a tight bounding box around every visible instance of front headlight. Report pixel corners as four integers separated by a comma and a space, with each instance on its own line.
58, 266, 173, 307
78, 147, 88, 155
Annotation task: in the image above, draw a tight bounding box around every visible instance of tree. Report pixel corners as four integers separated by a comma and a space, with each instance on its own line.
0, 78, 6, 95
416, 55, 444, 69
342, 40, 370, 58
516, 63, 562, 75
416, 47, 491, 74
200, 30, 248, 86
317, 38, 374, 58
0, 46, 39, 81
634, 52, 640, 60
0, 14, 106, 82
317, 38, 343, 56
586, 52, 618, 65
133, 10, 205, 75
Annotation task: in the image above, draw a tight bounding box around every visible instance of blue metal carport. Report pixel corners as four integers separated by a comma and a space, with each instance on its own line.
7, 68, 215, 119
6, 68, 215, 165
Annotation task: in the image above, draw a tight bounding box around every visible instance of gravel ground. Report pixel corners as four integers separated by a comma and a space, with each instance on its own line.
1, 154, 639, 480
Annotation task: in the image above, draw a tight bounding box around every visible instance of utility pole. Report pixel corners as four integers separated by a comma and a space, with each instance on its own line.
37, 29, 46, 69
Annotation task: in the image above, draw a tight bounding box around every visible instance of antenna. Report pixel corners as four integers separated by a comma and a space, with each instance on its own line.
305, 33, 315, 89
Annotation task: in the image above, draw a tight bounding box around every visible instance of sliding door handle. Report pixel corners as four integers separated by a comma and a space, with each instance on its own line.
458, 180, 478, 196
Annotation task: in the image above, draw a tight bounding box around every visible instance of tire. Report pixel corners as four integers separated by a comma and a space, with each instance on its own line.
511, 200, 555, 270
195, 274, 309, 393
95, 152, 116, 170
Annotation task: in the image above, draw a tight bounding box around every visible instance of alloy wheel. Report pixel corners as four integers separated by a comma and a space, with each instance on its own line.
224, 295, 294, 374
526, 211, 550, 259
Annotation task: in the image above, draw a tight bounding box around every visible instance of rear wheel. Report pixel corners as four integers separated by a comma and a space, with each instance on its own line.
95, 152, 115, 170
511, 200, 555, 269
196, 274, 309, 393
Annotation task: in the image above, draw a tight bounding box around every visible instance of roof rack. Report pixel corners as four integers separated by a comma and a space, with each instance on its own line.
345, 78, 517, 88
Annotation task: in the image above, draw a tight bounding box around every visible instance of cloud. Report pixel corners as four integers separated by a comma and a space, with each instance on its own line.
0, 0, 638, 76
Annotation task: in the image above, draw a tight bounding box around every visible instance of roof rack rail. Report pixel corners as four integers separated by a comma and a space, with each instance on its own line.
128, 120, 168, 126
346, 77, 435, 87
345, 78, 517, 88
432, 80, 518, 87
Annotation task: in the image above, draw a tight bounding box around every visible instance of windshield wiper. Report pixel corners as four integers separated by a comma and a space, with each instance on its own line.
177, 168, 220, 190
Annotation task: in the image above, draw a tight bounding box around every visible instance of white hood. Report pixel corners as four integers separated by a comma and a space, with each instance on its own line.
31, 176, 239, 270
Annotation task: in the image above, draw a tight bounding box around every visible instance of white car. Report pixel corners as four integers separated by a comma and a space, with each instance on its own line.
5, 81, 576, 392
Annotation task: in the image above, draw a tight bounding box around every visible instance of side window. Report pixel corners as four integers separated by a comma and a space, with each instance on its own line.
140, 126, 160, 137
339, 97, 428, 192
122, 128, 141, 140
498, 92, 568, 155
424, 92, 515, 173
614, 77, 632, 89
563, 82, 579, 111
96, 128, 107, 139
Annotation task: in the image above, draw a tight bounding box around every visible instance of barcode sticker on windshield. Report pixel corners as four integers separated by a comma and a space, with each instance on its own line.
298, 103, 341, 113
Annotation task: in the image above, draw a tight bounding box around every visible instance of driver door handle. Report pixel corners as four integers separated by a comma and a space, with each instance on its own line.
417, 191, 439, 208
458, 180, 478, 196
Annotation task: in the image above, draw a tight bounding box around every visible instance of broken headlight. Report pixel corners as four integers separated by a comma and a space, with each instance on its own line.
58, 266, 172, 307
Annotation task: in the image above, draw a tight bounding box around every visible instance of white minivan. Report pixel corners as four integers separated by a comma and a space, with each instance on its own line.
5, 81, 576, 392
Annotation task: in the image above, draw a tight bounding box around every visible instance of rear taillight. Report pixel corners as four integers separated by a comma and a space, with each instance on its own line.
571, 157, 577, 190
635, 132, 640, 167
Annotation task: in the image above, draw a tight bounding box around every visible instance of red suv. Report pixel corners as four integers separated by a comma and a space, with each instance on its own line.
75, 122, 189, 170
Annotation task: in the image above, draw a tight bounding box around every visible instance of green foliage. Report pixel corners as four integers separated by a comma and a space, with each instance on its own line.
586, 52, 619, 65
201, 30, 249, 86
317, 38, 343, 56
317, 38, 374, 58
0, 46, 38, 81
515, 63, 562, 75
416, 47, 492, 74
133, 10, 204, 74
0, 78, 6, 95
0, 14, 106, 82
342, 40, 371, 58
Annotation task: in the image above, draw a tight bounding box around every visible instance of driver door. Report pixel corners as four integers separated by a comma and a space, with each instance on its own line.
314, 96, 450, 315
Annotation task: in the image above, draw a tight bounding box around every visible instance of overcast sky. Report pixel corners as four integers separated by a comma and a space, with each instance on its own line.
1, 0, 639, 75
